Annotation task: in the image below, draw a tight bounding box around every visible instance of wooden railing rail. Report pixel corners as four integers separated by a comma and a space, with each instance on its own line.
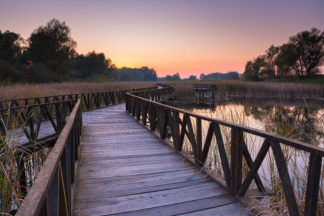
0, 86, 157, 111
0, 99, 77, 147
0, 86, 158, 147
125, 87, 324, 216
15, 99, 82, 216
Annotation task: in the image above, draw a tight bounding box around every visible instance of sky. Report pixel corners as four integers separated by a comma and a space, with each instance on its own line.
1, 0, 324, 78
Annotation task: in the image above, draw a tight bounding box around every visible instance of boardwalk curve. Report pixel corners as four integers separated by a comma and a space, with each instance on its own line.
72, 104, 247, 216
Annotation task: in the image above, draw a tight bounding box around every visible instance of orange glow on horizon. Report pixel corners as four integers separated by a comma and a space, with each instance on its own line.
3, 0, 323, 78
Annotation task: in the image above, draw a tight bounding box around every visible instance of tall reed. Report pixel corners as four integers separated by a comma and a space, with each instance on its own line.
181, 102, 324, 215
0, 112, 51, 214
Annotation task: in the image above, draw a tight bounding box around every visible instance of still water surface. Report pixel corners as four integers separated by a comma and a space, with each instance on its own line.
176, 98, 324, 193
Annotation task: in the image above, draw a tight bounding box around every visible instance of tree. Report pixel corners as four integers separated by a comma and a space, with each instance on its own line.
226, 71, 240, 80
0, 30, 22, 61
288, 28, 324, 78
243, 57, 265, 81
189, 75, 197, 80
26, 19, 76, 82
274, 43, 299, 77
262, 45, 279, 78
111, 66, 157, 81
0, 59, 22, 83
71, 51, 112, 79
244, 28, 324, 81
165, 73, 181, 81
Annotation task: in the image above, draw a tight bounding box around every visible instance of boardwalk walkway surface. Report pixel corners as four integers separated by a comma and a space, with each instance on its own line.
72, 104, 248, 216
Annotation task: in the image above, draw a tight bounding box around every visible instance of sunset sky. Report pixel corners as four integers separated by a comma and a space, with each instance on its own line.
1, 0, 324, 78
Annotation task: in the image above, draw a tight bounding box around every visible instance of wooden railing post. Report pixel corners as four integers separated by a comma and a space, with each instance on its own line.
125, 94, 129, 112
60, 145, 71, 216
196, 118, 202, 164
271, 142, 300, 216
136, 99, 141, 120
55, 103, 64, 133
142, 101, 147, 125
304, 153, 322, 216
132, 98, 136, 117
16, 157, 27, 196
230, 127, 243, 195
172, 111, 180, 151
47, 168, 59, 216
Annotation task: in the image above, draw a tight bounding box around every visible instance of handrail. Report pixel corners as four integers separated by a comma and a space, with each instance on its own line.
0, 86, 158, 147
125, 87, 324, 216
3, 86, 160, 215
16, 99, 82, 216
0, 86, 157, 107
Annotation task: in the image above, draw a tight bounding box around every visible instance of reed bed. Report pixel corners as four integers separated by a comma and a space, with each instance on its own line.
1, 80, 324, 101
0, 81, 155, 100
0, 113, 51, 214
181, 103, 324, 215
165, 80, 324, 101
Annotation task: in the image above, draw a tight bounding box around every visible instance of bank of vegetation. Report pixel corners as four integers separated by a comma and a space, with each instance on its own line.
0, 19, 158, 84
242, 28, 324, 81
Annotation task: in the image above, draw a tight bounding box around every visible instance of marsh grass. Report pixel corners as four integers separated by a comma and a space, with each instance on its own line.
0, 81, 156, 100
0, 112, 51, 214
0, 116, 23, 214
181, 102, 324, 215
165, 80, 324, 101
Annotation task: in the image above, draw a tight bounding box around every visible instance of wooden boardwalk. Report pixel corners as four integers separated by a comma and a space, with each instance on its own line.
72, 104, 248, 216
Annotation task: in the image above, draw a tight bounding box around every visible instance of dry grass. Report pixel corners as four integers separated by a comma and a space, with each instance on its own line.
0, 81, 156, 100
181, 103, 324, 215
165, 80, 324, 101
1, 80, 323, 101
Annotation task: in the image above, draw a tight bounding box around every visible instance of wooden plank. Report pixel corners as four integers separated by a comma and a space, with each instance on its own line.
72, 103, 246, 216
80, 148, 175, 159
76, 162, 193, 180
78, 153, 185, 167
73, 183, 227, 214
75, 179, 209, 200
75, 168, 196, 185
102, 195, 237, 216
179, 203, 248, 216
76, 169, 206, 193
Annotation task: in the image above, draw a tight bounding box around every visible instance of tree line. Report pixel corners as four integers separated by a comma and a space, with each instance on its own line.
243, 28, 324, 81
157, 71, 240, 81
0, 19, 157, 83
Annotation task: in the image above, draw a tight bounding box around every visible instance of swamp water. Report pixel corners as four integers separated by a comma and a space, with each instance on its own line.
174, 98, 324, 213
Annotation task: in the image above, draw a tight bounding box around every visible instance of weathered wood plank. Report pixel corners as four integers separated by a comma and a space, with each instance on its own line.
179, 203, 248, 216
108, 195, 238, 216
72, 103, 246, 216
73, 183, 227, 214
75, 179, 209, 200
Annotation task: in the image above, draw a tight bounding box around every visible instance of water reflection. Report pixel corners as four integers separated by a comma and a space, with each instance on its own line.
174, 98, 324, 208
181, 98, 324, 146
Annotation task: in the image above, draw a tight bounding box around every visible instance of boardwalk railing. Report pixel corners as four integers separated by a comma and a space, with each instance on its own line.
0, 86, 157, 111
0, 99, 77, 148
15, 99, 82, 216
0, 86, 158, 147
0, 86, 158, 214
125, 87, 324, 216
